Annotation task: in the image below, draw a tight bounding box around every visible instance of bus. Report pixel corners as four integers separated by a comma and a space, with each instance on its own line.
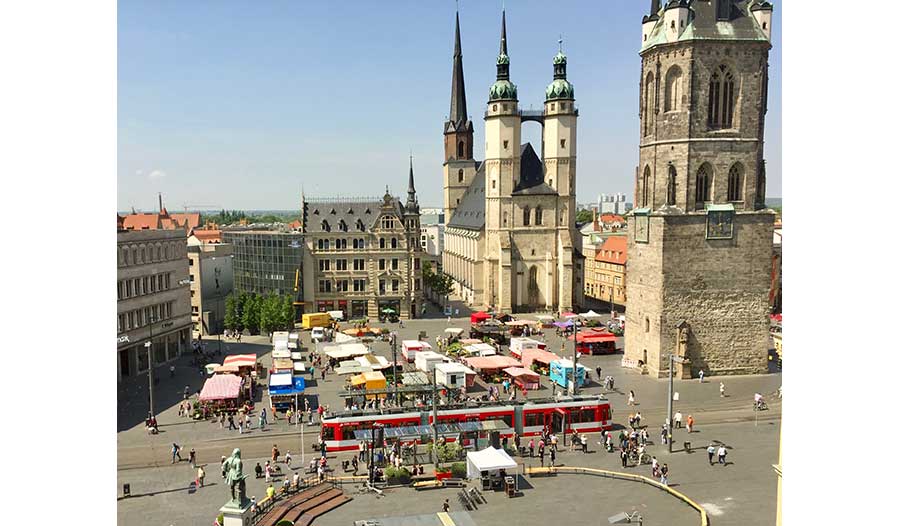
318, 395, 613, 451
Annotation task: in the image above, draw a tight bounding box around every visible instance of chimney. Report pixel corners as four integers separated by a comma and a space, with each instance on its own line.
158, 193, 163, 213
592, 207, 599, 232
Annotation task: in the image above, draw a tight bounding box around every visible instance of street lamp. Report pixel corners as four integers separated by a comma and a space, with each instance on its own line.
145, 314, 156, 417
667, 353, 686, 454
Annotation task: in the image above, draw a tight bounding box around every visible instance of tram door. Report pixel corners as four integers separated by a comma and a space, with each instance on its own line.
546, 409, 565, 434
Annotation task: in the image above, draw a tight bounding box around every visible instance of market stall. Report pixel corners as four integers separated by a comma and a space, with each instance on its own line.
503, 367, 541, 390
272, 358, 294, 373
401, 340, 431, 363
355, 353, 391, 370
520, 348, 562, 375
323, 343, 370, 361
268, 372, 305, 411
434, 362, 476, 389
536, 315, 555, 328
470, 321, 509, 344
462, 355, 523, 382
549, 359, 588, 389
463, 342, 497, 357
415, 350, 446, 373
223, 354, 257, 370
444, 327, 464, 343
272, 348, 291, 360
199, 374, 244, 413
465, 446, 518, 485
349, 371, 386, 400
470, 311, 492, 324
509, 337, 546, 359
567, 331, 618, 355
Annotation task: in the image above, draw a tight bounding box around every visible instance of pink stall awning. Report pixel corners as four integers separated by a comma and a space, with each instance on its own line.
462, 355, 522, 371
199, 374, 243, 401
222, 354, 257, 368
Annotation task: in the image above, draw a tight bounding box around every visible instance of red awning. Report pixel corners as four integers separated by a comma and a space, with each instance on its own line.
568, 332, 617, 343
223, 354, 256, 368
470, 311, 492, 323
199, 374, 243, 401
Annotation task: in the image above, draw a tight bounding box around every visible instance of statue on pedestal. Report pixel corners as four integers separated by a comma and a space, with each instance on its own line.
223, 448, 248, 507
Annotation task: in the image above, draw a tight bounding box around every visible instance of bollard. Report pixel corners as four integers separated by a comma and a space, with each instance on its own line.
684, 441, 691, 453
123, 483, 130, 497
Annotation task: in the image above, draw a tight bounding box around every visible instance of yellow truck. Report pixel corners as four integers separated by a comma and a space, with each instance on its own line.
302, 312, 332, 330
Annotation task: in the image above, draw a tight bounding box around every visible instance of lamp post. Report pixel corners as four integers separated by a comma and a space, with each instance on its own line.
570, 316, 579, 397
145, 314, 156, 417
667, 353, 685, 454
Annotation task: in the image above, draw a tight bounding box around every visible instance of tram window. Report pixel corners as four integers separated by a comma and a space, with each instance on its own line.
322, 427, 335, 440
502, 415, 513, 428
525, 413, 542, 427
580, 409, 596, 422
343, 424, 359, 439
600, 407, 611, 421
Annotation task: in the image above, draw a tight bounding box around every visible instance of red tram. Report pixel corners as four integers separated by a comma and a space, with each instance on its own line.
319, 395, 613, 451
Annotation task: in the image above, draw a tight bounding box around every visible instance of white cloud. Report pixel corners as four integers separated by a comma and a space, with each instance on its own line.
136, 169, 143, 176
148, 170, 167, 179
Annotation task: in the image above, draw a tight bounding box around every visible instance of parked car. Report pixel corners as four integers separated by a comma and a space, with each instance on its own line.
311, 327, 326, 343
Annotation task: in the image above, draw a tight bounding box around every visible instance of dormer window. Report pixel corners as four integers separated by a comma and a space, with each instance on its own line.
313, 209, 319, 215
503, 140, 509, 149
339, 220, 347, 232
330, 208, 336, 214
357, 219, 365, 231
347, 208, 354, 214
321, 220, 330, 232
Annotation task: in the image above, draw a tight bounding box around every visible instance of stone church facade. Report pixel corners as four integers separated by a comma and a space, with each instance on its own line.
442, 9, 583, 314
624, 0, 776, 377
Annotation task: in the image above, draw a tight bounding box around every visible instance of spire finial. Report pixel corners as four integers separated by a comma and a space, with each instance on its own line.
500, 8, 508, 56
558, 35, 563, 53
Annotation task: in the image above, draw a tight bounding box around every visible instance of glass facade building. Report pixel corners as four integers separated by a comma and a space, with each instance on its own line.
222, 230, 304, 303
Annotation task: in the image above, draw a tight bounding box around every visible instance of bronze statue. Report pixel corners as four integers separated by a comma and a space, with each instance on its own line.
223, 448, 248, 507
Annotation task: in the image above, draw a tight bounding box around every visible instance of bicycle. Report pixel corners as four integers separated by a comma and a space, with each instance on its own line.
753, 400, 768, 411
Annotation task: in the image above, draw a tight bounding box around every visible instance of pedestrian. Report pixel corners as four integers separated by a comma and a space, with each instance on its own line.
635, 411, 642, 428
620, 448, 628, 468
707, 444, 716, 465
443, 499, 451, 513
171, 443, 182, 464
196, 465, 206, 488
596, 367, 602, 381
581, 433, 589, 453
265, 461, 272, 483
188, 448, 196, 468
539, 446, 545, 467
321, 369, 326, 381
717, 445, 727, 465
660, 425, 668, 445
686, 415, 694, 433
698, 370, 705, 383
266, 483, 275, 500
169, 364, 175, 378
651, 456, 659, 476
239, 420, 244, 434
660, 463, 669, 486
307, 408, 314, 425
285, 451, 292, 467
228, 414, 236, 430
628, 390, 635, 406
272, 444, 280, 463
358, 441, 365, 461
528, 439, 534, 457
550, 448, 556, 467
719, 382, 726, 398
674, 411, 682, 429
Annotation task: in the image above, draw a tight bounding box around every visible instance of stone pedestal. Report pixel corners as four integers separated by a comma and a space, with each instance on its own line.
675, 360, 692, 380
219, 500, 253, 526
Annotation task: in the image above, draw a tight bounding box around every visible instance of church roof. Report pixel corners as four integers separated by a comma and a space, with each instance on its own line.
641, 0, 769, 54
446, 163, 485, 230
512, 143, 557, 196
304, 200, 385, 234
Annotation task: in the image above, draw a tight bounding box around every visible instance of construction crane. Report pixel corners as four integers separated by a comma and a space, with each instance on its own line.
182, 204, 221, 213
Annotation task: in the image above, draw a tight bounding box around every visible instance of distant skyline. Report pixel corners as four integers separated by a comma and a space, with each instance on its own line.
118, 0, 782, 212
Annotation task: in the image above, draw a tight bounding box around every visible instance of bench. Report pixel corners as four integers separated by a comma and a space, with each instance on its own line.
443, 478, 465, 488
413, 480, 443, 491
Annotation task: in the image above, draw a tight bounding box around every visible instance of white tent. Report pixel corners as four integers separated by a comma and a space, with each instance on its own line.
324, 343, 370, 359
334, 332, 357, 344
579, 310, 603, 319
466, 447, 518, 479
328, 310, 344, 320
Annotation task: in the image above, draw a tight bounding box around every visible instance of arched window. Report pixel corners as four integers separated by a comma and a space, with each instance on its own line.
708, 64, 736, 129
502, 211, 508, 227
695, 163, 712, 208
727, 163, 744, 202
379, 238, 386, 249
321, 220, 330, 232
643, 72, 655, 136
457, 169, 464, 183
666, 165, 677, 206
123, 247, 130, 265
534, 206, 543, 225
642, 166, 651, 207
457, 141, 465, 158
644, 317, 650, 333
523, 206, 531, 226
391, 237, 398, 249
665, 66, 682, 112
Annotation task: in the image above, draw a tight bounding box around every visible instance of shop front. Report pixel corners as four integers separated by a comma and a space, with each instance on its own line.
350, 300, 367, 318
337, 299, 348, 320
316, 300, 334, 313
377, 299, 401, 322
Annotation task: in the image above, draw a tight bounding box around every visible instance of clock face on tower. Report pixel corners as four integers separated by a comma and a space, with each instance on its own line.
635, 214, 649, 243
707, 210, 735, 240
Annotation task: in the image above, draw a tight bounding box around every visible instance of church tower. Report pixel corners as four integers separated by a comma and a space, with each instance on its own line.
625, 0, 776, 378
442, 9, 477, 223
483, 9, 521, 312
543, 40, 579, 312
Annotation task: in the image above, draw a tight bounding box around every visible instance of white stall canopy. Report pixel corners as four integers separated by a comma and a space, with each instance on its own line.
466, 447, 518, 479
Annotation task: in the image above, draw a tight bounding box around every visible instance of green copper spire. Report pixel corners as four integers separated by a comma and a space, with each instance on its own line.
489, 8, 517, 102
546, 37, 574, 101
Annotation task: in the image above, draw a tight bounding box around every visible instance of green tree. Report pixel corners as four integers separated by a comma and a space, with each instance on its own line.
281, 295, 295, 330
422, 261, 454, 298
241, 294, 260, 335
224, 294, 238, 331
575, 207, 594, 224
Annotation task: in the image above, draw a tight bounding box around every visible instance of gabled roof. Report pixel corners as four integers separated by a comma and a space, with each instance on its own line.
512, 143, 557, 196
600, 214, 625, 224
595, 236, 627, 265
446, 163, 486, 230
305, 201, 383, 234
171, 213, 201, 231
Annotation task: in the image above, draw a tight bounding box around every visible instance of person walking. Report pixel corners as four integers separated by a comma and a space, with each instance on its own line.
196, 465, 206, 488
717, 445, 728, 465
627, 390, 635, 406
171, 443, 182, 464
707, 444, 716, 465
188, 448, 196, 468
719, 382, 726, 398
660, 425, 668, 445
272, 444, 280, 464
528, 438, 535, 457
581, 433, 589, 453
358, 441, 366, 462
265, 461, 272, 483
169, 364, 176, 378
620, 448, 628, 468
539, 444, 545, 467
686, 415, 694, 433
227, 414, 236, 430
549, 448, 556, 467
443, 499, 451, 513
660, 463, 669, 486
634, 411, 642, 428
285, 451, 292, 467
698, 370, 705, 383
674, 411, 683, 429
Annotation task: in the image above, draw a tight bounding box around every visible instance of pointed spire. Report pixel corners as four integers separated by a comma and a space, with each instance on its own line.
499, 9, 508, 56
406, 155, 419, 211
448, 8, 468, 128
158, 192, 163, 213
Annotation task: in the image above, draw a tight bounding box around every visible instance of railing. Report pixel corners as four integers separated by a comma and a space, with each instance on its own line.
250, 473, 341, 525
525, 465, 709, 526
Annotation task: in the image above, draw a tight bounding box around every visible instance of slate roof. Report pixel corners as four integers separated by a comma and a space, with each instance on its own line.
304, 200, 387, 234
446, 162, 485, 230
512, 143, 557, 196
641, 0, 768, 53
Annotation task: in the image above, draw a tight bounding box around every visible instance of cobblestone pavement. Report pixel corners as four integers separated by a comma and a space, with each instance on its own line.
117, 311, 781, 525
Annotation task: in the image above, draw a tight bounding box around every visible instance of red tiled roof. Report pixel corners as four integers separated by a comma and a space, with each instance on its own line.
595, 236, 627, 264
122, 213, 161, 230
600, 214, 625, 224
171, 213, 201, 231
193, 229, 222, 243
288, 220, 302, 230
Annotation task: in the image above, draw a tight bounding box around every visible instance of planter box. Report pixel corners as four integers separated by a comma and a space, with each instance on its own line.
434, 471, 452, 481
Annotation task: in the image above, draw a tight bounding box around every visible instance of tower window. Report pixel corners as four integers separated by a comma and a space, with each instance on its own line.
550, 103, 555, 111
535, 206, 543, 225
523, 206, 531, 226
695, 163, 712, 208
763, 22, 767, 30
458, 141, 465, 159
560, 139, 566, 149
665, 66, 683, 112
458, 169, 464, 183
727, 163, 744, 202
666, 165, 677, 206
670, 20, 675, 29
503, 140, 509, 149
561, 102, 567, 110
643, 72, 656, 136
492, 104, 497, 112
642, 166, 651, 207
503, 212, 508, 226
645, 317, 650, 333
492, 179, 496, 189
708, 64, 736, 129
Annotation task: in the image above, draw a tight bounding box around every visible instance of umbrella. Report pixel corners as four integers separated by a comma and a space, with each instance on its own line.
562, 312, 578, 318
381, 308, 397, 314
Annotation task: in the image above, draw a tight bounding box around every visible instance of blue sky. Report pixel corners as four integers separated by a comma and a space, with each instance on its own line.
118, 0, 781, 212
